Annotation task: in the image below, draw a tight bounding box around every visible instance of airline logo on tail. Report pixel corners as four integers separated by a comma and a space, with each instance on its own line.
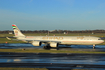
12, 25, 17, 29
12, 24, 25, 37
12, 24, 18, 36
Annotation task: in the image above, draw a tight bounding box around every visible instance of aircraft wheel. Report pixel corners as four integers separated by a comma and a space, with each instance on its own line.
43, 46, 47, 49
43, 46, 50, 49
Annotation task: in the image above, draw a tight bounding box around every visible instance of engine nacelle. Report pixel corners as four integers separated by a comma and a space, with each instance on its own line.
32, 41, 42, 46
50, 42, 58, 47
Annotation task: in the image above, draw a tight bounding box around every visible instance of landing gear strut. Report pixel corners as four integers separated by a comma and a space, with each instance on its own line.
43, 44, 50, 49
43, 46, 50, 49
93, 44, 95, 49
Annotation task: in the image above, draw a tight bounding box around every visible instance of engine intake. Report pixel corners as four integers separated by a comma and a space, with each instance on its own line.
32, 41, 42, 46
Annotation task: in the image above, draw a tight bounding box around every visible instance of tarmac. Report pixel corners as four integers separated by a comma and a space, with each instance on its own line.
0, 43, 105, 70
0, 52, 105, 70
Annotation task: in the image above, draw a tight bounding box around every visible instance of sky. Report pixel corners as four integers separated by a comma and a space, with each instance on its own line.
0, 0, 105, 31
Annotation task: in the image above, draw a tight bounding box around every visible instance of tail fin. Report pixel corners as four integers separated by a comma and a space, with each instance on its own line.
12, 24, 25, 37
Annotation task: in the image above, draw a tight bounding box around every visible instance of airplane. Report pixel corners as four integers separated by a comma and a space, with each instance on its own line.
9, 24, 104, 49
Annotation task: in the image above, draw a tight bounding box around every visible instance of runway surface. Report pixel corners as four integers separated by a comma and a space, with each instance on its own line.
1, 43, 105, 49
0, 43, 105, 70
0, 52, 105, 70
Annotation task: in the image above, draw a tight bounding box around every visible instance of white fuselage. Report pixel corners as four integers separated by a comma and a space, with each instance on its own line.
17, 36, 104, 45
12, 24, 104, 48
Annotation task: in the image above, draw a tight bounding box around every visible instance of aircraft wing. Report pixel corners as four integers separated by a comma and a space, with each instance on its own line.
20, 39, 61, 43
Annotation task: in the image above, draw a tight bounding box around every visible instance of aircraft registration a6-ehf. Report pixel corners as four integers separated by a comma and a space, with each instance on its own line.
11, 24, 104, 49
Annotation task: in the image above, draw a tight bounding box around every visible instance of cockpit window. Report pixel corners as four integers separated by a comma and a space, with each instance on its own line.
98, 39, 101, 40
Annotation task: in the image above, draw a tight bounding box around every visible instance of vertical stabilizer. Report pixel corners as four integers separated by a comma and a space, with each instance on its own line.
12, 24, 25, 37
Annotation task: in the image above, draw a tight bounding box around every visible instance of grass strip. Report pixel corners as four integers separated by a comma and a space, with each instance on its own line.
0, 67, 91, 70
0, 49, 105, 54
0, 67, 48, 70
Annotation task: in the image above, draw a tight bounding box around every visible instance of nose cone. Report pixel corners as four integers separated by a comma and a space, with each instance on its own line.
100, 40, 104, 43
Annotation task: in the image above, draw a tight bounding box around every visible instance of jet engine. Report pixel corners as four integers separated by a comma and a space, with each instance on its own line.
50, 42, 58, 47
32, 41, 42, 46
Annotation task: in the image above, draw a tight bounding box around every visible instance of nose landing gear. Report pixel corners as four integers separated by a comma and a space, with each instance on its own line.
93, 44, 95, 49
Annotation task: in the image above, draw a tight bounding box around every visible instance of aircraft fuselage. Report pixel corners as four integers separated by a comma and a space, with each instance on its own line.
18, 36, 104, 45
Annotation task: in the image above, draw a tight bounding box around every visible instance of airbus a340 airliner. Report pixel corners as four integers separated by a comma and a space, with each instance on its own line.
9, 24, 104, 49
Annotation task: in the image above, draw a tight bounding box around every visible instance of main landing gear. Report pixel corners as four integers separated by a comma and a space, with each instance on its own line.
43, 44, 50, 49
43, 44, 58, 49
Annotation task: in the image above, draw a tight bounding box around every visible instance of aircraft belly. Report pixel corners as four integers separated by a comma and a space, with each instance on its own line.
61, 40, 102, 45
